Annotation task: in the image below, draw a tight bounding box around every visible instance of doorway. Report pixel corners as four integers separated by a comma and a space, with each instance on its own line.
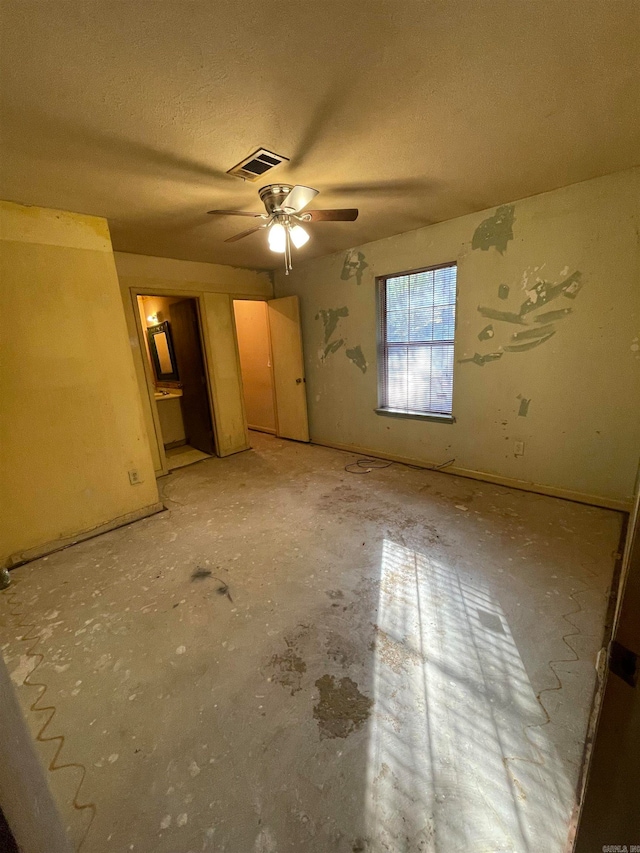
233, 296, 310, 443
233, 300, 277, 434
137, 295, 215, 471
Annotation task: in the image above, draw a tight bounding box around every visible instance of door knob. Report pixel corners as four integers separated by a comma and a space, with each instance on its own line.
296, 377, 304, 384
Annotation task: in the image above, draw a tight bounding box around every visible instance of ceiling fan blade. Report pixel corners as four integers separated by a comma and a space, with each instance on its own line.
224, 224, 266, 243
207, 209, 263, 217
304, 209, 359, 222
281, 185, 319, 213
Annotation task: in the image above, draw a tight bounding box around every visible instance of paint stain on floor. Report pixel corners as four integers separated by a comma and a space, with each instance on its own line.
268, 647, 307, 695
313, 674, 373, 738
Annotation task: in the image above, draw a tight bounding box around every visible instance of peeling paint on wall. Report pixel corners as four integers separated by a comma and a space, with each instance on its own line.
471, 205, 515, 254
323, 339, 345, 359
316, 307, 349, 343
478, 324, 494, 341
504, 331, 556, 352
520, 271, 582, 315
517, 397, 531, 417
458, 352, 503, 366
340, 250, 369, 285
511, 323, 555, 341
346, 345, 367, 373
464, 269, 581, 367
477, 306, 527, 325
534, 307, 573, 323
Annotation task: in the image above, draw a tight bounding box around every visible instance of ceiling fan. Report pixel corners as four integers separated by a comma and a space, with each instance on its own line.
208, 184, 358, 274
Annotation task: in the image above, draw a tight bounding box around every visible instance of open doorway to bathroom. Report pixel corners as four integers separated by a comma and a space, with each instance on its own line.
137, 295, 215, 471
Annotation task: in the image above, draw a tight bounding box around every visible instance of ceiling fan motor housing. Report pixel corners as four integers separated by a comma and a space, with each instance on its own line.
259, 184, 295, 215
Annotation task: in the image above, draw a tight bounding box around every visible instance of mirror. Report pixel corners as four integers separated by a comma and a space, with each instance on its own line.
147, 321, 179, 382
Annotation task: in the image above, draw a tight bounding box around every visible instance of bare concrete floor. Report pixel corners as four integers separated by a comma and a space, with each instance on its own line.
1, 433, 622, 853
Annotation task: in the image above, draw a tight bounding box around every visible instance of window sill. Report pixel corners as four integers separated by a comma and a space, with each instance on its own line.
375, 408, 455, 424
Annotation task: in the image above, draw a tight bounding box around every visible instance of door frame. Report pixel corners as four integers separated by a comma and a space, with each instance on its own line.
232, 297, 280, 437
130, 288, 220, 476
266, 295, 310, 443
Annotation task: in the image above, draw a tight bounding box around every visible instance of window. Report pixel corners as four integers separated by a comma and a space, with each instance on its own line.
377, 263, 457, 419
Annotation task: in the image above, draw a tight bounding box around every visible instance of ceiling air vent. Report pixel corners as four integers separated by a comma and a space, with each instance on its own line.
227, 148, 289, 182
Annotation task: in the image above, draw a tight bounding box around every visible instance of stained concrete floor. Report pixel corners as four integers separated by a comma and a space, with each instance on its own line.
0, 433, 622, 853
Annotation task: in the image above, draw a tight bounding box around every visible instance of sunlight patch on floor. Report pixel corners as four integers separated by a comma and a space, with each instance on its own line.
365, 539, 575, 853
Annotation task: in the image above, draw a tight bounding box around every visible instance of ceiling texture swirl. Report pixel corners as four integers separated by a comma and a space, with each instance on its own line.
1, 0, 638, 269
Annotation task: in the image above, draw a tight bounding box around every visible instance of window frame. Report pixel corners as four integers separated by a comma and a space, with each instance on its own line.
376, 261, 457, 423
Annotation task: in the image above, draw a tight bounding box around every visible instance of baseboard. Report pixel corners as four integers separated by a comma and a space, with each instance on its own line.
6, 502, 165, 569
311, 438, 631, 513
248, 425, 276, 435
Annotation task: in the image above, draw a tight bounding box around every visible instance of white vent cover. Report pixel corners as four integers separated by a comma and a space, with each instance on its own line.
227, 149, 289, 182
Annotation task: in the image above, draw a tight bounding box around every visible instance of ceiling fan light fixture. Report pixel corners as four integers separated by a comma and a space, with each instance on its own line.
208, 185, 359, 273
290, 224, 309, 248
268, 222, 287, 253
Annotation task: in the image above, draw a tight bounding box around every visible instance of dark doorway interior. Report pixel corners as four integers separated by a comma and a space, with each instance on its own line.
169, 299, 215, 456
0, 808, 19, 853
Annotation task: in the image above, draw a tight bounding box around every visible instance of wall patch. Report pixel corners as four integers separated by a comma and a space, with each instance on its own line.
471, 205, 515, 254
519, 271, 582, 315
316, 307, 349, 343
323, 339, 345, 359
534, 307, 573, 323
346, 345, 367, 373
478, 324, 495, 341
504, 331, 556, 352
477, 306, 527, 325
340, 250, 369, 286
462, 269, 582, 367
458, 352, 503, 366
511, 323, 555, 341
517, 397, 531, 417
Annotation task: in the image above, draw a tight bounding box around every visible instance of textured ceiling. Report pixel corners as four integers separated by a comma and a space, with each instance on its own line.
1, 0, 639, 270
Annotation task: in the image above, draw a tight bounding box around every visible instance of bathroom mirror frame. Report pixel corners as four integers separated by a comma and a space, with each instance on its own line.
147, 321, 180, 382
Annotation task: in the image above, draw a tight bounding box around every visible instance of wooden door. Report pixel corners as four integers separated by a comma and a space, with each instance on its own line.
267, 296, 309, 442
573, 478, 640, 850
169, 299, 215, 455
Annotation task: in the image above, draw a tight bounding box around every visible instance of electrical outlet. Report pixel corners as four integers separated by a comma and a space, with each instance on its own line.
514, 441, 525, 457
128, 469, 143, 485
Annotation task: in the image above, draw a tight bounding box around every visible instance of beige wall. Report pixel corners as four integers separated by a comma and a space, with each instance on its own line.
0, 202, 159, 566
115, 252, 273, 470
275, 169, 640, 508
233, 300, 276, 433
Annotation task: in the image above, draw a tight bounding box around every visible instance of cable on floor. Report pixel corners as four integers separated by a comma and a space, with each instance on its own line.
2, 581, 97, 851
345, 456, 455, 474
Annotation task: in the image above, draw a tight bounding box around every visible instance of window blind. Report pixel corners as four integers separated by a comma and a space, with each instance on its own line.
378, 263, 457, 416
